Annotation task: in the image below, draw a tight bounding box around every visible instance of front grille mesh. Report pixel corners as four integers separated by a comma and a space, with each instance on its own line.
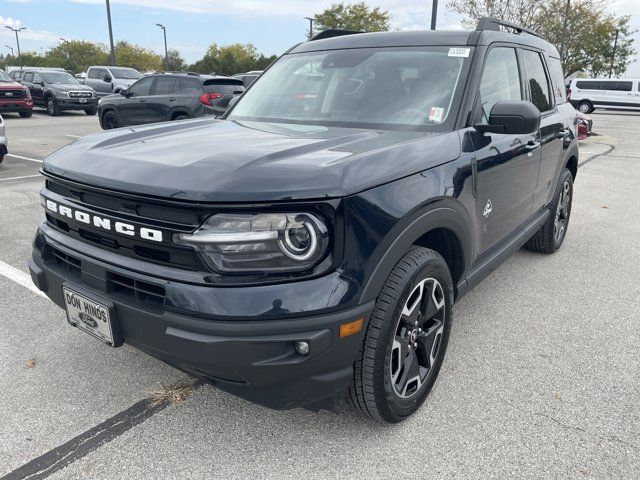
68, 91, 92, 98
50, 246, 166, 307
0, 89, 25, 98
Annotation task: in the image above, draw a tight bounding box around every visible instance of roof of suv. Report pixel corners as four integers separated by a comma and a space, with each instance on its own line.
292, 27, 557, 57
147, 73, 243, 84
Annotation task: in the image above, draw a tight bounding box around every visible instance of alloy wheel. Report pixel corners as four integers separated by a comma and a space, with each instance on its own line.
554, 180, 571, 243
390, 277, 446, 398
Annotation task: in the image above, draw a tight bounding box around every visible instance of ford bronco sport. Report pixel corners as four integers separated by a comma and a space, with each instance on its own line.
30, 18, 578, 423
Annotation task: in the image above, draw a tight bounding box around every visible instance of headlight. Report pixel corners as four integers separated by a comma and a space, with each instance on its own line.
174, 213, 329, 273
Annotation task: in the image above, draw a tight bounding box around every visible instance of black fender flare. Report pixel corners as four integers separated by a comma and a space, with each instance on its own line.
359, 199, 474, 304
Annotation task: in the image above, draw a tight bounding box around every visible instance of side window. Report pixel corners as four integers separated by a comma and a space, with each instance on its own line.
614, 81, 632, 92
478, 47, 522, 121
547, 56, 566, 104
576, 81, 602, 90
521, 50, 552, 112
178, 77, 203, 94
152, 76, 177, 95
88, 68, 102, 79
23, 72, 34, 82
128, 77, 153, 96
33, 73, 43, 84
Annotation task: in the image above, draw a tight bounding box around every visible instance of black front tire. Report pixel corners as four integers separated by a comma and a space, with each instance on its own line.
46, 98, 61, 116
101, 110, 119, 130
578, 101, 593, 114
526, 168, 574, 253
348, 247, 453, 423
19, 110, 32, 118
173, 113, 189, 121
85, 107, 98, 116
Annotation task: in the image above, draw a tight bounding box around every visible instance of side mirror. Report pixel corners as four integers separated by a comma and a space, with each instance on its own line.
120, 88, 129, 96
103, 75, 112, 83
37, 81, 45, 87
475, 100, 541, 135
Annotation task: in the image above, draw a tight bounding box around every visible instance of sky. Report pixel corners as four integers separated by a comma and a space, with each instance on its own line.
0, 0, 639, 76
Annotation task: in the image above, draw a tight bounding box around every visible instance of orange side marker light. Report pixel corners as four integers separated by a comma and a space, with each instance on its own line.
340, 317, 364, 338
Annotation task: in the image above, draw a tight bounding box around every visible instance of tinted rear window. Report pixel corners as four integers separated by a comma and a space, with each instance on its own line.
612, 81, 632, 91
203, 79, 244, 94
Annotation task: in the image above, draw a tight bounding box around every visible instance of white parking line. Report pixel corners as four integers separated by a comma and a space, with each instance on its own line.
6, 153, 43, 163
64, 134, 81, 139
0, 260, 47, 298
0, 174, 42, 182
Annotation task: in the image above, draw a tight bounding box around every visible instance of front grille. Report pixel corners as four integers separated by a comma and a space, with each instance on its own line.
50, 246, 166, 307
68, 91, 92, 98
0, 89, 25, 98
46, 180, 200, 226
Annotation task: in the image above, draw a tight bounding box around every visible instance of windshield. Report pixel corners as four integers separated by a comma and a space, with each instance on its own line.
41, 72, 78, 84
110, 67, 142, 79
229, 46, 469, 129
0, 71, 9, 81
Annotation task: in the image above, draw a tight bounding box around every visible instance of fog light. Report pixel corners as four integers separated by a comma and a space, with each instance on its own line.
294, 341, 310, 356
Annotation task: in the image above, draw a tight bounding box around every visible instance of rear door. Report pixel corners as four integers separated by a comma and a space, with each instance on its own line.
520, 49, 566, 210
608, 81, 634, 108
473, 46, 541, 255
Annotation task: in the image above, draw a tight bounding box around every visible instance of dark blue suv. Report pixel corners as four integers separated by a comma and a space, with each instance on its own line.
30, 18, 578, 423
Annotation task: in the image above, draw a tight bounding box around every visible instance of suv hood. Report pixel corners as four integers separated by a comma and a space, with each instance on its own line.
43, 119, 461, 202
50, 84, 93, 93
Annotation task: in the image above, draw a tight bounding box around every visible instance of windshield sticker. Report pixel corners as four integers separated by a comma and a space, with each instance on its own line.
429, 107, 445, 123
448, 47, 470, 58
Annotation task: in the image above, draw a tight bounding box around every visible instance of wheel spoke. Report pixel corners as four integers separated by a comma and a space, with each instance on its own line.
402, 281, 424, 324
418, 320, 444, 369
395, 349, 421, 397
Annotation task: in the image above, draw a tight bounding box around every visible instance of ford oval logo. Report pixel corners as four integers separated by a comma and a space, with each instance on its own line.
5, 92, 13, 97
79, 312, 98, 328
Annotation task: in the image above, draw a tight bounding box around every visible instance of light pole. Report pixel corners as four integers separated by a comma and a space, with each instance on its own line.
105, 0, 116, 65
156, 23, 168, 70
60, 37, 71, 63
304, 17, 315, 39
608, 29, 620, 79
430, 0, 438, 30
559, 0, 570, 62
5, 25, 26, 67
5, 45, 14, 57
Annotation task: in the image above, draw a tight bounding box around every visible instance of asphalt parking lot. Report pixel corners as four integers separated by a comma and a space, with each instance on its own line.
0, 110, 639, 479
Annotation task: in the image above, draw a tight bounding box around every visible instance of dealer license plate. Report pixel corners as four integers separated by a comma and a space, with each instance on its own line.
63, 287, 115, 346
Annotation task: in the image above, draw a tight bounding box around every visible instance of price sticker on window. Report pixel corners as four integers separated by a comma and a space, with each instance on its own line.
448, 48, 470, 58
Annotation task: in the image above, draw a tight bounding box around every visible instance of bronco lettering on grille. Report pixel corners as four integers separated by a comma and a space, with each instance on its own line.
43, 197, 163, 242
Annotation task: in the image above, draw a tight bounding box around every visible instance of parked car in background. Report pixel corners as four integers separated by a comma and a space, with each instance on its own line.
0, 70, 33, 117
21, 70, 97, 116
0, 115, 6, 163
576, 111, 593, 139
232, 70, 263, 87
98, 73, 244, 129
7, 66, 66, 82
568, 78, 640, 113
83, 66, 142, 97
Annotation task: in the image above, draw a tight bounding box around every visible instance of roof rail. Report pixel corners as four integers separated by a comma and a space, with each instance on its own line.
310, 29, 364, 41
476, 17, 542, 39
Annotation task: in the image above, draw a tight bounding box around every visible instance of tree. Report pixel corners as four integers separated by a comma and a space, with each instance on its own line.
190, 43, 275, 75
45, 41, 109, 73
313, 2, 390, 35
448, 0, 636, 77
165, 48, 186, 71
536, 1, 635, 77
114, 41, 162, 72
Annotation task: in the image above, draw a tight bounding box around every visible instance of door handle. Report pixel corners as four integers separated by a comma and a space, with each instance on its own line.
138, 99, 146, 103
525, 140, 540, 151
556, 129, 570, 139
168, 97, 176, 102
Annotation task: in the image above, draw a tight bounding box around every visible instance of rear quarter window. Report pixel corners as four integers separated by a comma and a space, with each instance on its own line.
547, 57, 566, 104
576, 81, 602, 90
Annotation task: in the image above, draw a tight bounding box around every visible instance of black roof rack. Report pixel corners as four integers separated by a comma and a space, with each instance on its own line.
476, 17, 542, 39
310, 29, 364, 41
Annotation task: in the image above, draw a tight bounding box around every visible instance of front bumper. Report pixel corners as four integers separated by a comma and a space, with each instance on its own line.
55, 97, 98, 110
0, 99, 33, 112
30, 225, 372, 410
